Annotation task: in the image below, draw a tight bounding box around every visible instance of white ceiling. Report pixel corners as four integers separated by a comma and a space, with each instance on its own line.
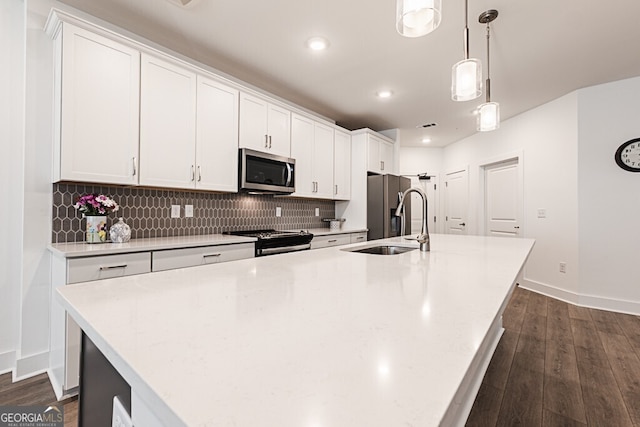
54, 0, 640, 147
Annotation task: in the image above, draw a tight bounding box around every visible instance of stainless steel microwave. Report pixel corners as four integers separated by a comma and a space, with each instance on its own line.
239, 148, 295, 194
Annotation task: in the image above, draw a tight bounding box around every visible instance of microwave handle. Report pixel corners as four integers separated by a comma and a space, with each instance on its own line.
285, 163, 293, 187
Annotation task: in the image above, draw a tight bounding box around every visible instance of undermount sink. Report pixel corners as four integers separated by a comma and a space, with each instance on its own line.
344, 245, 417, 255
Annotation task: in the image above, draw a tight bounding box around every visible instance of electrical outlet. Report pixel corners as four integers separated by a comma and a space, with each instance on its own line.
275, 207, 282, 217
112, 396, 133, 427
559, 262, 567, 273
185, 204, 194, 218
537, 208, 547, 218
171, 205, 180, 218
315, 207, 320, 217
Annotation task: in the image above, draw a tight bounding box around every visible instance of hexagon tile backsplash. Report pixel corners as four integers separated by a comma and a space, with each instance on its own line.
52, 183, 336, 243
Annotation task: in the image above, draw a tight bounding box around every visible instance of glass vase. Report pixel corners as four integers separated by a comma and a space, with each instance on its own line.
85, 215, 107, 243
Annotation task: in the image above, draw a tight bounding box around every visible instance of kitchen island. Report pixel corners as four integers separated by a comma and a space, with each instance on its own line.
57, 234, 534, 426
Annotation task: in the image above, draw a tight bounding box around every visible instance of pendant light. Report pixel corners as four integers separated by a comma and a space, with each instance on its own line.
396, 0, 442, 37
477, 9, 499, 131
451, 0, 481, 101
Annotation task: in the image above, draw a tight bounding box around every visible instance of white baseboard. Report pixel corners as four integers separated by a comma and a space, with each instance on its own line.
520, 277, 640, 316
14, 350, 49, 381
0, 350, 16, 375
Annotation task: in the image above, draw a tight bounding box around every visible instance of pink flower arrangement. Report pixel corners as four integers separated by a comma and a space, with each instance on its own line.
73, 194, 119, 216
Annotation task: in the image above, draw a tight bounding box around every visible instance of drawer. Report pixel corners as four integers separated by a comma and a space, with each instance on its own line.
310, 234, 352, 250
152, 243, 254, 272
67, 252, 151, 284
350, 232, 368, 244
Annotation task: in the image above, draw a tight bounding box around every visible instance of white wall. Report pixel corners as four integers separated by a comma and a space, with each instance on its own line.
441, 93, 580, 300
0, 0, 26, 374
400, 77, 640, 314
577, 76, 640, 312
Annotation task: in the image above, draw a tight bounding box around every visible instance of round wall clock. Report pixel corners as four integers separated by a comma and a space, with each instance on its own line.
614, 138, 640, 172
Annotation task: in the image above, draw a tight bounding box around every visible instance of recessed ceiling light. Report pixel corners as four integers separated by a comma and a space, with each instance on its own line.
376, 90, 393, 98
422, 137, 431, 144
306, 37, 329, 51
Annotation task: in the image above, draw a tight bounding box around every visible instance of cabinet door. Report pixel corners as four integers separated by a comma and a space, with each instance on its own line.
333, 129, 351, 200
239, 92, 269, 152
367, 135, 381, 174
380, 141, 394, 174
196, 76, 239, 192
290, 114, 315, 197
267, 103, 291, 157
58, 24, 140, 185
313, 122, 335, 199
139, 54, 197, 188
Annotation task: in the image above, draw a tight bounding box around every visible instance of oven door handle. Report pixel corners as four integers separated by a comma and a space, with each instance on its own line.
285, 163, 293, 187
259, 243, 311, 256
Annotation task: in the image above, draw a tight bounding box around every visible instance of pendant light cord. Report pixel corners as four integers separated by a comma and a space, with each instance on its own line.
485, 23, 491, 102
463, 0, 470, 60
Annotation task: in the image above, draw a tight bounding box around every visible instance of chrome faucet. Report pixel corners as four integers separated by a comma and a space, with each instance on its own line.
395, 187, 430, 252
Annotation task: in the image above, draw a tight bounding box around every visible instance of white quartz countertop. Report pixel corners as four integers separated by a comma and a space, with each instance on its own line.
57, 234, 534, 426
48, 234, 256, 258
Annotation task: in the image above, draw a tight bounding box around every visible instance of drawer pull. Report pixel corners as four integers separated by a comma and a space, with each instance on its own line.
203, 253, 222, 258
328, 239, 337, 243
99, 264, 127, 271
356, 236, 365, 240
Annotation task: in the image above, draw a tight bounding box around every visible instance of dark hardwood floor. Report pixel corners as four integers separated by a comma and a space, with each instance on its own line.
1, 286, 638, 426
467, 286, 640, 426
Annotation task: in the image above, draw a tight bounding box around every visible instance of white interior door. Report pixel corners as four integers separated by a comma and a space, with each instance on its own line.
409, 177, 437, 235
444, 170, 468, 234
485, 159, 522, 237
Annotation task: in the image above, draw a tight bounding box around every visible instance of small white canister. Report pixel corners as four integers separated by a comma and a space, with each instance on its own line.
324, 218, 346, 230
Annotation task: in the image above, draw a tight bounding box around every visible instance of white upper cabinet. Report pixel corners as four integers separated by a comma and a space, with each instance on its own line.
290, 114, 334, 199
239, 92, 291, 157
139, 53, 197, 189
367, 134, 395, 174
333, 129, 351, 200
54, 23, 140, 185
195, 76, 239, 192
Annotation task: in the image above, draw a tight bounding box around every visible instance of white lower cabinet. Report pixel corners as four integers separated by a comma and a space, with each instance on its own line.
49, 242, 254, 399
50, 252, 151, 398
350, 232, 368, 244
152, 243, 254, 272
310, 234, 352, 250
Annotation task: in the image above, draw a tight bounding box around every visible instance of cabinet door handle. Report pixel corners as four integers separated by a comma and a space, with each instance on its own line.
335, 184, 338, 195
268, 135, 272, 148
328, 239, 337, 243
514, 226, 520, 229
203, 253, 222, 258
197, 165, 202, 182
99, 264, 127, 271
264, 134, 269, 148
356, 236, 365, 240
381, 161, 385, 170
460, 222, 466, 226
191, 165, 195, 181
132, 157, 137, 176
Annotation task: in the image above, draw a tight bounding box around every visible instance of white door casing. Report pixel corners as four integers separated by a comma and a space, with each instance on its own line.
484, 158, 522, 237
444, 169, 468, 234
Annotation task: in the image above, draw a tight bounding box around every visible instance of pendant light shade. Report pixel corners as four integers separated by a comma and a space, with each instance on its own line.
477, 9, 499, 132
396, 0, 442, 37
477, 101, 500, 131
451, 0, 481, 101
451, 58, 482, 101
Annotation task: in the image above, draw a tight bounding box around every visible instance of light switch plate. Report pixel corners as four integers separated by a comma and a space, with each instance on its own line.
537, 208, 546, 218
185, 204, 194, 218
275, 207, 282, 217
171, 205, 181, 218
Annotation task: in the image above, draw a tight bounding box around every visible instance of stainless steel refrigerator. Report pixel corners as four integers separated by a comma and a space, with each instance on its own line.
367, 174, 412, 240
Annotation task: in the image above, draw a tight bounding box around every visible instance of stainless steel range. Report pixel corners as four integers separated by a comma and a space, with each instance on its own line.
225, 229, 314, 257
